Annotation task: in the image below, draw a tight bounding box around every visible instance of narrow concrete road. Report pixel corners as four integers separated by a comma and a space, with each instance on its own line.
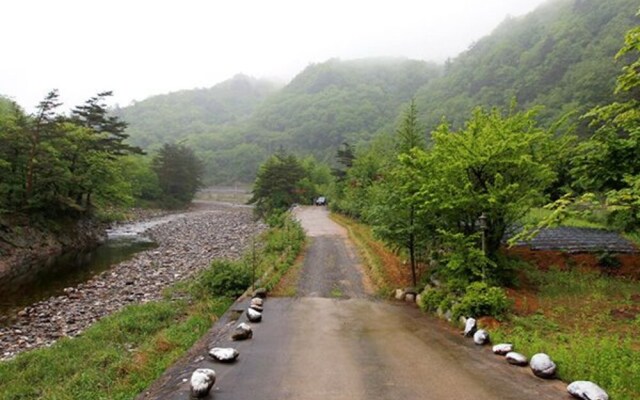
139, 207, 567, 400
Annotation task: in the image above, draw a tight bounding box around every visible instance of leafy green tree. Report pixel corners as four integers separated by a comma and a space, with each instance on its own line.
152, 143, 203, 207
368, 99, 426, 286
574, 13, 640, 229
249, 151, 307, 218
412, 106, 559, 260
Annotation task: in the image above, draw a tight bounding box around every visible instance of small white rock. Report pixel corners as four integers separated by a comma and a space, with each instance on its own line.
473, 329, 490, 345
251, 297, 264, 307
232, 322, 253, 341
463, 318, 477, 337
208, 347, 239, 363
405, 293, 416, 303
395, 288, 406, 300
530, 353, 556, 378
567, 381, 609, 400
247, 308, 262, 322
506, 351, 528, 366
492, 343, 514, 355
190, 368, 216, 398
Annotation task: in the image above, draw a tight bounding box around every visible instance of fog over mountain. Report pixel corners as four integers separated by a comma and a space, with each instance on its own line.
1, 0, 547, 110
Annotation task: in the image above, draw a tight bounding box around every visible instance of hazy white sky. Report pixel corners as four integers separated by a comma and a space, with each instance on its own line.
1, 0, 548, 110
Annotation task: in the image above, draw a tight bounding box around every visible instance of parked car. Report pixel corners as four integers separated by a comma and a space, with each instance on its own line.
315, 196, 327, 206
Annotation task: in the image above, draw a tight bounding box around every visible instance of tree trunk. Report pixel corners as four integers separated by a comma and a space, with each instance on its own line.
409, 205, 417, 287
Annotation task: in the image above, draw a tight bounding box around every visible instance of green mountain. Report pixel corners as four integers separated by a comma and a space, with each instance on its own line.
115, 74, 280, 148
250, 58, 441, 151
416, 0, 639, 131
119, 0, 639, 184
120, 58, 441, 184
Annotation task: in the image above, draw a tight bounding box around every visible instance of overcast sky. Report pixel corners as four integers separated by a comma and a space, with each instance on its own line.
1, 0, 549, 111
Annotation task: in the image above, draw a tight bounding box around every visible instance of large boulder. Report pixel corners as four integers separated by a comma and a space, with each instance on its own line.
208, 347, 239, 363
231, 322, 253, 341
463, 318, 477, 337
247, 308, 262, 322
473, 329, 490, 345
492, 343, 513, 355
505, 352, 528, 366
567, 381, 609, 400
190, 368, 216, 398
530, 353, 557, 378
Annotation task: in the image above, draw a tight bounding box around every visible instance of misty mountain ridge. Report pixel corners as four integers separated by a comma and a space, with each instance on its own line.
118, 0, 639, 184
115, 74, 280, 148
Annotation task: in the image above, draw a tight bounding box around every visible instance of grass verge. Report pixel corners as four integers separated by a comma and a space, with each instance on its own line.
492, 268, 640, 400
0, 216, 305, 400
330, 213, 407, 295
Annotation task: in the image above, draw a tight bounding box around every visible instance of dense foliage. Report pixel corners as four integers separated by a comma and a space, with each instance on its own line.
152, 143, 203, 208
0, 91, 142, 217
415, 0, 639, 132
249, 151, 331, 218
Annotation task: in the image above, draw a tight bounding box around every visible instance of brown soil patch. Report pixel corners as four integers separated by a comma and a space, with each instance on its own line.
505, 288, 539, 316
477, 316, 501, 330
505, 246, 640, 279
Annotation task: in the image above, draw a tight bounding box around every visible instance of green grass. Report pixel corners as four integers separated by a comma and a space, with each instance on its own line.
623, 230, 640, 247
493, 268, 640, 400
330, 286, 344, 298
0, 217, 306, 399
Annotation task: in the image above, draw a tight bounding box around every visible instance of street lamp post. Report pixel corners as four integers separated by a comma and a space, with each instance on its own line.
479, 213, 487, 256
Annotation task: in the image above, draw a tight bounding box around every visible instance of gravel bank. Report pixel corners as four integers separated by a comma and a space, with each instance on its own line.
0, 204, 265, 360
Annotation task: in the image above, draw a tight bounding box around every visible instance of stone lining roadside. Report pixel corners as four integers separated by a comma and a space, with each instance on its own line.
0, 204, 265, 360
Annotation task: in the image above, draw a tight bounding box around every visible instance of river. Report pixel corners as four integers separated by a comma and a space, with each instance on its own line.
0, 214, 185, 323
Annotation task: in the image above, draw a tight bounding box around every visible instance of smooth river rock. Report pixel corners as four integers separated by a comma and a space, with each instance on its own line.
506, 351, 528, 366
473, 329, 490, 345
463, 317, 477, 337
251, 297, 264, 307
492, 343, 514, 355
190, 368, 216, 398
208, 347, 239, 363
530, 353, 557, 378
567, 381, 609, 400
232, 322, 253, 341
246, 308, 262, 322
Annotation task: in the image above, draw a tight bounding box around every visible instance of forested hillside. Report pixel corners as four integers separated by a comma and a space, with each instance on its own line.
250, 58, 441, 151
416, 0, 639, 131
120, 58, 441, 184
118, 0, 638, 184
115, 74, 280, 148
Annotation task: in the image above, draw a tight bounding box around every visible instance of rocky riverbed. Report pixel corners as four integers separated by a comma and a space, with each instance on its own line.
0, 204, 265, 360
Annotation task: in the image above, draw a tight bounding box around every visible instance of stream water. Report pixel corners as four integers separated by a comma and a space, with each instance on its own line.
0, 214, 184, 320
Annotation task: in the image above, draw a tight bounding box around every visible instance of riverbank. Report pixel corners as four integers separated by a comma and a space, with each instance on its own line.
0, 216, 107, 282
0, 203, 265, 359
0, 214, 303, 400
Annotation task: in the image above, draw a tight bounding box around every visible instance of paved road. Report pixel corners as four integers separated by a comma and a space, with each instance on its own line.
139, 207, 567, 400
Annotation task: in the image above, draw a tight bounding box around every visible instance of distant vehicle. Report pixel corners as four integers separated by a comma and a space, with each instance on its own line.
315, 196, 327, 206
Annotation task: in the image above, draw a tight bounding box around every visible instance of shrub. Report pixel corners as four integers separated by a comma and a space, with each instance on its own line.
596, 251, 621, 271
198, 260, 251, 298
451, 282, 511, 321
418, 286, 455, 313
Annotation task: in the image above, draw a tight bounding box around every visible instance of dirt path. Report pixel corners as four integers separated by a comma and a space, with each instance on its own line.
139, 207, 567, 399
